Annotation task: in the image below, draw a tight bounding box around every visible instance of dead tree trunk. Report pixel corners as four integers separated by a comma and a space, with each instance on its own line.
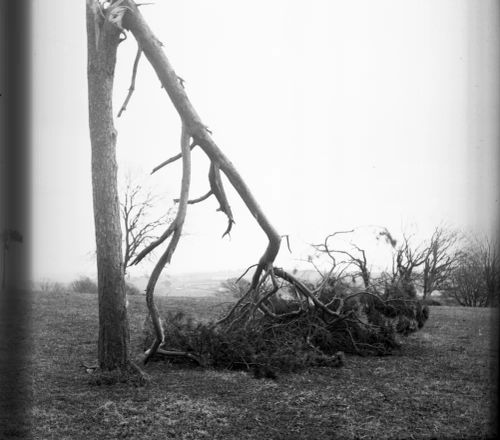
86, 0, 130, 370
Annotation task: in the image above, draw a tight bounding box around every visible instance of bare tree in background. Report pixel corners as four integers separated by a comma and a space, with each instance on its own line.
478, 237, 500, 307
449, 235, 500, 307
387, 232, 426, 298
449, 251, 487, 307
421, 227, 460, 299
121, 175, 173, 273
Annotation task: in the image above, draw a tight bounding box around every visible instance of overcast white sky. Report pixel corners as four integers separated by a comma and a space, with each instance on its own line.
32, 1, 499, 282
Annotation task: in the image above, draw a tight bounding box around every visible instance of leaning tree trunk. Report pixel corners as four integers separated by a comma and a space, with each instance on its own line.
86, 0, 129, 370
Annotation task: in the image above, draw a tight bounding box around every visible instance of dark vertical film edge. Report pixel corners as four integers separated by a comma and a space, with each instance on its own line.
0, 0, 32, 438
488, 1, 500, 435
491, 3, 500, 437
466, 3, 500, 436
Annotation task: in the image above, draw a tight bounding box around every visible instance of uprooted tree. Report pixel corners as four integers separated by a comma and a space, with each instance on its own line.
140, 228, 429, 375
87, 0, 429, 378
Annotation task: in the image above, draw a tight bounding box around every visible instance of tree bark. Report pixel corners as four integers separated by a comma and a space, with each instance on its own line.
86, 0, 129, 370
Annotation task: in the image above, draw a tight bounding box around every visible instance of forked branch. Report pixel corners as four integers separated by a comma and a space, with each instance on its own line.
122, 1, 281, 291
174, 189, 213, 205
151, 142, 197, 175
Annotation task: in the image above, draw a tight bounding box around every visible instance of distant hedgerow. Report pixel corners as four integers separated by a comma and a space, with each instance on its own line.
71, 276, 98, 294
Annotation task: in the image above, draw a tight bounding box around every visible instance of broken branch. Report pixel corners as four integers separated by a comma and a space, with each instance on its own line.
209, 162, 235, 238
122, 2, 281, 291
151, 141, 196, 175
174, 189, 213, 205
117, 45, 142, 117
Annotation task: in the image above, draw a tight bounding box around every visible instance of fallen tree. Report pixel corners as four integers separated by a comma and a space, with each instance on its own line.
143, 230, 429, 377
92, 1, 429, 375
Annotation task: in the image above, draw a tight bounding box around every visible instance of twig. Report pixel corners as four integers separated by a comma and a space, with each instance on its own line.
132, 221, 175, 265
150, 142, 197, 175
209, 162, 234, 238
174, 190, 213, 205
312, 262, 338, 294
217, 285, 254, 326
281, 235, 292, 253
118, 46, 142, 117
236, 264, 259, 284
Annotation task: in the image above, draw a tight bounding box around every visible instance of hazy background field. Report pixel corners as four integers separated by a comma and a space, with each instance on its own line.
124, 269, 322, 298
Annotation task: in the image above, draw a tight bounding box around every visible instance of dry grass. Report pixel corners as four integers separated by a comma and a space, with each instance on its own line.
29, 291, 498, 439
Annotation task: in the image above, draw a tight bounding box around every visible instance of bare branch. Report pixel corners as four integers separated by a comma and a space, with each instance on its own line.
281, 235, 292, 253
117, 45, 142, 117
120, 175, 173, 269
273, 268, 340, 318
133, 163, 187, 265
236, 264, 259, 284
150, 142, 197, 175
324, 229, 356, 242
216, 285, 254, 326
152, 348, 202, 365
174, 189, 213, 205
209, 162, 235, 238
122, 2, 282, 291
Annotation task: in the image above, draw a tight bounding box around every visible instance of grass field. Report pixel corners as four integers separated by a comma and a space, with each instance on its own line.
28, 290, 497, 439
